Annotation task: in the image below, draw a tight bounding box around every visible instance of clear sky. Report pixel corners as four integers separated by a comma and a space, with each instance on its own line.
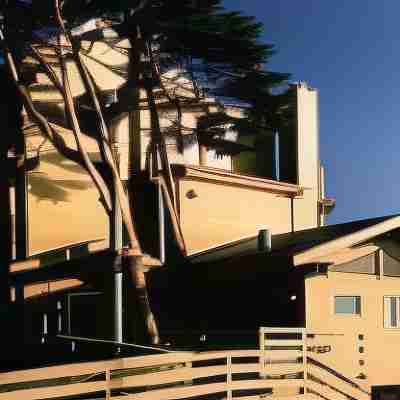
223, 0, 400, 224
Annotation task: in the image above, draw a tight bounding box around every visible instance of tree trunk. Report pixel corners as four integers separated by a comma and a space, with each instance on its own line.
128, 254, 160, 344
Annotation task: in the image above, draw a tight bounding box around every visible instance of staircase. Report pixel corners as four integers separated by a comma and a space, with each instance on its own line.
260, 327, 370, 400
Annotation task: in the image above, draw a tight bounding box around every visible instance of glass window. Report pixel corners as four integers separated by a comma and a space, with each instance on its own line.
334, 296, 361, 315
384, 296, 400, 328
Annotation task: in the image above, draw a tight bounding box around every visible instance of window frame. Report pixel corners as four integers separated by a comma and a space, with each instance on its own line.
333, 295, 362, 316
383, 296, 400, 329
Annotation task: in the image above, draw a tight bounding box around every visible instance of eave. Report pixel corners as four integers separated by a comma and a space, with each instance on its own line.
172, 164, 304, 197
293, 215, 400, 266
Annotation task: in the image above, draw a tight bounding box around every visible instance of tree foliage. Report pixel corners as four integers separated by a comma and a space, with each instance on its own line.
0, 0, 293, 344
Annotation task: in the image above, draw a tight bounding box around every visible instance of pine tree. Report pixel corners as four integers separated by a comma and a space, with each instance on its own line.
0, 0, 292, 344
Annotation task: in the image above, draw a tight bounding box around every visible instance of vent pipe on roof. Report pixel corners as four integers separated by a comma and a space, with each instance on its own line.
258, 229, 271, 252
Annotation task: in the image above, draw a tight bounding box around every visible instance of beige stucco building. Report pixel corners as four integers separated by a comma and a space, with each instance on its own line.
5, 23, 400, 400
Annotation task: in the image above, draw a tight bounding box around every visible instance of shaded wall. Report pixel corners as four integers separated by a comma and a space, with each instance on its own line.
148, 255, 305, 347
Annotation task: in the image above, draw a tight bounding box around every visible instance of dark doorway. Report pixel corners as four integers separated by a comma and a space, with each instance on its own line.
372, 385, 400, 400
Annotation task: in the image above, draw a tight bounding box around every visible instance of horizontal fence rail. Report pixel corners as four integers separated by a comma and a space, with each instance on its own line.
0, 328, 371, 400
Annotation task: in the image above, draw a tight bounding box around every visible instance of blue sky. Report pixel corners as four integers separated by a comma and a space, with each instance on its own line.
223, 0, 400, 224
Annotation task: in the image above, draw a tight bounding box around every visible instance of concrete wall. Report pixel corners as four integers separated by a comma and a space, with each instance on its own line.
305, 269, 400, 389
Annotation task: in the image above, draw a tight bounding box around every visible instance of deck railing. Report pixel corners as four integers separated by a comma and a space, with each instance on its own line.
260, 327, 370, 400
0, 328, 371, 400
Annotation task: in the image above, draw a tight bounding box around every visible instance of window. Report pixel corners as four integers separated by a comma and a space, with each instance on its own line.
384, 296, 400, 328
334, 296, 361, 315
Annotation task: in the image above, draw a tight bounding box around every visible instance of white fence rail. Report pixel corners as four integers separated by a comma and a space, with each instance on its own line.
0, 328, 371, 400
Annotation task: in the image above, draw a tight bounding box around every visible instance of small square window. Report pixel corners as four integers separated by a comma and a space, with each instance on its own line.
334, 296, 361, 315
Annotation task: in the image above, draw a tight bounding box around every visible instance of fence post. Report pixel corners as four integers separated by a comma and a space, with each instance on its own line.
184, 361, 193, 386
259, 327, 265, 378
227, 354, 232, 400
106, 368, 111, 400
302, 329, 308, 396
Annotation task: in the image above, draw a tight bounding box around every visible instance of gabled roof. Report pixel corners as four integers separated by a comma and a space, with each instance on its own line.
293, 214, 400, 266
188, 214, 400, 266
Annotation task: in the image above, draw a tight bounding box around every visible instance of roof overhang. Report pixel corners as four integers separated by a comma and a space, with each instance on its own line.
172, 165, 304, 197
293, 215, 400, 266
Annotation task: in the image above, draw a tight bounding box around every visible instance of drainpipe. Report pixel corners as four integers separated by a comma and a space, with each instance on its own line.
272, 130, 280, 181
111, 123, 123, 346
113, 188, 123, 347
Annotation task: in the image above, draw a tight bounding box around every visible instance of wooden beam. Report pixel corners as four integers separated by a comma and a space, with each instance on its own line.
172, 164, 304, 197
294, 216, 400, 266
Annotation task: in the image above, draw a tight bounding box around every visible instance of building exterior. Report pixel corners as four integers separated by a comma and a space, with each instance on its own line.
2, 24, 400, 400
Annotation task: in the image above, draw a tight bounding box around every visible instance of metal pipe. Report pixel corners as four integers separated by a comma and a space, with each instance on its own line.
10, 186, 16, 260
158, 182, 165, 264
114, 270, 123, 343
273, 130, 280, 181
113, 184, 124, 345
57, 300, 62, 333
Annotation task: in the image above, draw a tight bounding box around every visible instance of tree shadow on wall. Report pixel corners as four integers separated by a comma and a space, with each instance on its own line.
28, 172, 92, 204
39, 151, 88, 175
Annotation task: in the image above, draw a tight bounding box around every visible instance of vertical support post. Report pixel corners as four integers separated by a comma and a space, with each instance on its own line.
379, 249, 384, 280
290, 198, 295, 233
259, 327, 265, 378
114, 266, 123, 345
158, 182, 165, 264
41, 312, 48, 344
184, 362, 192, 386
105, 368, 111, 400
227, 354, 232, 400
57, 300, 62, 333
111, 168, 124, 347
302, 328, 308, 395
10, 186, 16, 260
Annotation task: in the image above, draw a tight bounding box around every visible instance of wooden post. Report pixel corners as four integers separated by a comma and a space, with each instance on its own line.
105, 368, 111, 400
259, 327, 265, 378
184, 362, 192, 386
302, 328, 308, 395
379, 249, 384, 280
227, 354, 232, 400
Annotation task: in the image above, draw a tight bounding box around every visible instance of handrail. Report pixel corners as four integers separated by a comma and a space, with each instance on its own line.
0, 349, 305, 400
307, 357, 370, 395
56, 334, 181, 353
260, 326, 370, 400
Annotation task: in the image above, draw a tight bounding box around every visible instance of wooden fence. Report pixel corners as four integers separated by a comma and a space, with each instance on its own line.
0, 328, 371, 400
